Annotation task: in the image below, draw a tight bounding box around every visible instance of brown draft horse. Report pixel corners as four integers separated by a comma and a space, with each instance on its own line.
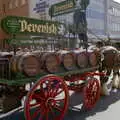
97, 45, 120, 95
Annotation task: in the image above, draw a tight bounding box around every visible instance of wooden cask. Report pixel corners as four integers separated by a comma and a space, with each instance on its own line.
88, 50, 98, 67
11, 52, 40, 77
73, 50, 88, 68
57, 50, 75, 70
40, 52, 60, 73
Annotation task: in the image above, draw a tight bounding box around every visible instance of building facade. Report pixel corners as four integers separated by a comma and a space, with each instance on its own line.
29, 0, 107, 41
0, 0, 120, 49
107, 0, 120, 42
0, 0, 29, 49
87, 0, 107, 41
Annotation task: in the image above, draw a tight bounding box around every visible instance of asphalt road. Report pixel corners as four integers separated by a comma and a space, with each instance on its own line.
0, 88, 120, 120
65, 89, 120, 120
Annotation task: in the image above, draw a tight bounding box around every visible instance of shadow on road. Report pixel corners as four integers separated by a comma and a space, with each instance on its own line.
64, 89, 120, 120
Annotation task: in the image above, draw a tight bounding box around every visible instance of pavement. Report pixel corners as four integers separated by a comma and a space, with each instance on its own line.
0, 88, 120, 120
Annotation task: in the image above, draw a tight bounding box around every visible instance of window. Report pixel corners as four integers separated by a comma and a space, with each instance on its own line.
8, 1, 13, 9
15, 0, 19, 7
21, 0, 26, 5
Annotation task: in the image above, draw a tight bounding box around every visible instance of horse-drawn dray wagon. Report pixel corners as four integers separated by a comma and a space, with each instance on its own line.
0, 44, 120, 120
0, 16, 120, 120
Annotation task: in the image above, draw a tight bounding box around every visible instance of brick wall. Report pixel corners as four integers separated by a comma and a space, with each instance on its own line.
0, 0, 29, 49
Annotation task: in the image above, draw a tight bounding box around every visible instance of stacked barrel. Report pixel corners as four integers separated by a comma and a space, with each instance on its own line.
57, 50, 75, 70
0, 48, 99, 78
10, 52, 40, 77
10, 51, 61, 76
73, 49, 98, 68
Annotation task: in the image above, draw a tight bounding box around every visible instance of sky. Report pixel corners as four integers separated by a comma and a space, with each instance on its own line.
114, 0, 120, 3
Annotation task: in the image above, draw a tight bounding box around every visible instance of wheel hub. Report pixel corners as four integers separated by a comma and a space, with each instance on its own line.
45, 97, 56, 107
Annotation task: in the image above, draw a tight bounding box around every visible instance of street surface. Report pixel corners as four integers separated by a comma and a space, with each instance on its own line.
0, 89, 120, 120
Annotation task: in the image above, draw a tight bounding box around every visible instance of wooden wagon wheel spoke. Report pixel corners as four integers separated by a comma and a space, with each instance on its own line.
48, 104, 56, 117
29, 102, 41, 108
55, 99, 65, 103
31, 108, 41, 120
31, 101, 45, 119
24, 75, 69, 120
47, 82, 53, 97
53, 89, 63, 97
38, 109, 46, 120
53, 104, 63, 112
50, 83, 61, 97
83, 78, 101, 110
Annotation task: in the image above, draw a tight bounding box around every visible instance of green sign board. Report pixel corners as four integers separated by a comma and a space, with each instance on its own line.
49, 0, 90, 17
1, 16, 66, 35
49, 0, 76, 17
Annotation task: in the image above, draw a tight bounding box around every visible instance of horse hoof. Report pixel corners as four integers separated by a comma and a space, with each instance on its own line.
118, 76, 120, 89
101, 83, 110, 96
112, 75, 119, 88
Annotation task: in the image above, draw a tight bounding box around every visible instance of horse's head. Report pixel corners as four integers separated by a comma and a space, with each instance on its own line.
100, 46, 119, 69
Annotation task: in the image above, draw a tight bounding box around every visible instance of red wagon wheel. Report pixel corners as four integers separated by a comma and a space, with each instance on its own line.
24, 75, 69, 120
83, 77, 101, 110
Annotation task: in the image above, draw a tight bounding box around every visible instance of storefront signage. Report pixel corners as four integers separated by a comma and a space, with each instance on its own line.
33, 1, 49, 13
1, 16, 65, 35
49, 0, 76, 17
49, 0, 90, 17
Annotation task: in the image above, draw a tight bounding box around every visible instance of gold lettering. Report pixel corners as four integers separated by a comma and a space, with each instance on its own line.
27, 24, 32, 32
48, 25, 52, 34
41, 25, 44, 33
37, 25, 41, 32
54, 1, 74, 14
33, 24, 38, 32
31, 24, 36, 32
19, 20, 27, 32
19, 19, 58, 34
51, 24, 57, 34
69, 2, 73, 8
44, 25, 47, 33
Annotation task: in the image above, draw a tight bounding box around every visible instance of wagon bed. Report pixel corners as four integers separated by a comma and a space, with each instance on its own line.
0, 66, 99, 86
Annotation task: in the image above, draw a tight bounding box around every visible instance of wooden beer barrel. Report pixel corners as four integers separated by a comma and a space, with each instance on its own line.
73, 50, 88, 68
40, 52, 60, 73
11, 52, 40, 77
10, 52, 24, 73
57, 50, 75, 70
88, 51, 98, 67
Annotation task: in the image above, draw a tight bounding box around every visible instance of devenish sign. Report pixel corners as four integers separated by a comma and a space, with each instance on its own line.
1, 16, 65, 35
49, 0, 75, 17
